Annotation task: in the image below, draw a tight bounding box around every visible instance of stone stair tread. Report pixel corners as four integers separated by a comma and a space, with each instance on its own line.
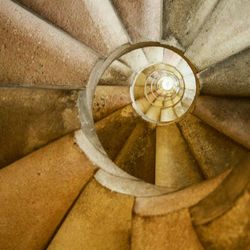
0, 134, 95, 250
195, 190, 250, 250
198, 47, 250, 96
99, 60, 133, 86
186, 0, 250, 70
131, 209, 203, 250
112, 0, 162, 42
0, 88, 80, 169
0, 0, 99, 88
48, 179, 134, 250
115, 121, 156, 184
155, 124, 203, 188
191, 154, 250, 225
93, 85, 131, 122
178, 114, 248, 178
95, 104, 139, 160
194, 96, 250, 149
163, 0, 218, 49
16, 0, 129, 56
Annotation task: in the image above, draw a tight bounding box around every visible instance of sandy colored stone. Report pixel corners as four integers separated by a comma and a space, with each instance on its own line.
115, 121, 156, 184
179, 114, 247, 178
48, 179, 134, 250
195, 191, 250, 250
194, 96, 250, 149
16, 0, 129, 56
191, 154, 250, 225
95, 104, 139, 160
199, 47, 250, 96
132, 209, 203, 250
99, 60, 133, 86
186, 0, 250, 70
163, 0, 218, 48
155, 124, 202, 188
0, 0, 99, 88
0, 88, 80, 168
134, 170, 229, 216
93, 85, 131, 122
0, 135, 95, 250
112, 0, 162, 42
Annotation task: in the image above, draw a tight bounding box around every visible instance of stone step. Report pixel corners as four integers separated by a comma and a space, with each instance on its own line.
112, 0, 162, 42
178, 114, 248, 178
93, 85, 131, 122
0, 134, 95, 250
0, 88, 80, 169
0, 0, 99, 88
163, 0, 218, 49
194, 96, 250, 149
191, 154, 250, 225
16, 0, 129, 56
132, 209, 203, 250
95, 104, 138, 160
155, 124, 203, 188
186, 0, 250, 70
99, 60, 133, 86
120, 48, 149, 73
115, 121, 156, 184
198, 47, 250, 96
48, 179, 134, 250
194, 190, 250, 250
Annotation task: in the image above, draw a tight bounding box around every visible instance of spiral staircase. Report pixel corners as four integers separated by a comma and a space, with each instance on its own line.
0, 0, 249, 249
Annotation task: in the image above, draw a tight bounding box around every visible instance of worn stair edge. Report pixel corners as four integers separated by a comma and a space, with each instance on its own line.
190, 154, 250, 225
95, 169, 178, 197
134, 170, 230, 216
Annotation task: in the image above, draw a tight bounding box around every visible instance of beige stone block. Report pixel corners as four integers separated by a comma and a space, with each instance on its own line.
132, 209, 203, 250
0, 135, 95, 250
48, 179, 134, 250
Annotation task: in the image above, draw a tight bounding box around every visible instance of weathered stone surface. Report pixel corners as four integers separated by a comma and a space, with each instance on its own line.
135, 170, 229, 216
132, 209, 203, 250
115, 121, 156, 184
163, 0, 218, 48
0, 135, 95, 250
0, 88, 80, 168
194, 96, 250, 149
0, 0, 99, 88
186, 0, 250, 70
95, 104, 139, 160
93, 85, 131, 122
112, 0, 162, 42
16, 0, 129, 56
191, 154, 250, 225
199, 47, 250, 96
195, 191, 250, 250
155, 124, 202, 188
179, 114, 247, 178
48, 179, 134, 250
99, 60, 133, 86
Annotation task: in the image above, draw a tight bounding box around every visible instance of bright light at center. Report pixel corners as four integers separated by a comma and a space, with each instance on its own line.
160, 76, 175, 91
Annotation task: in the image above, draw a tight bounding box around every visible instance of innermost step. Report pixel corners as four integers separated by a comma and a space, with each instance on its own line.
129, 46, 198, 125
